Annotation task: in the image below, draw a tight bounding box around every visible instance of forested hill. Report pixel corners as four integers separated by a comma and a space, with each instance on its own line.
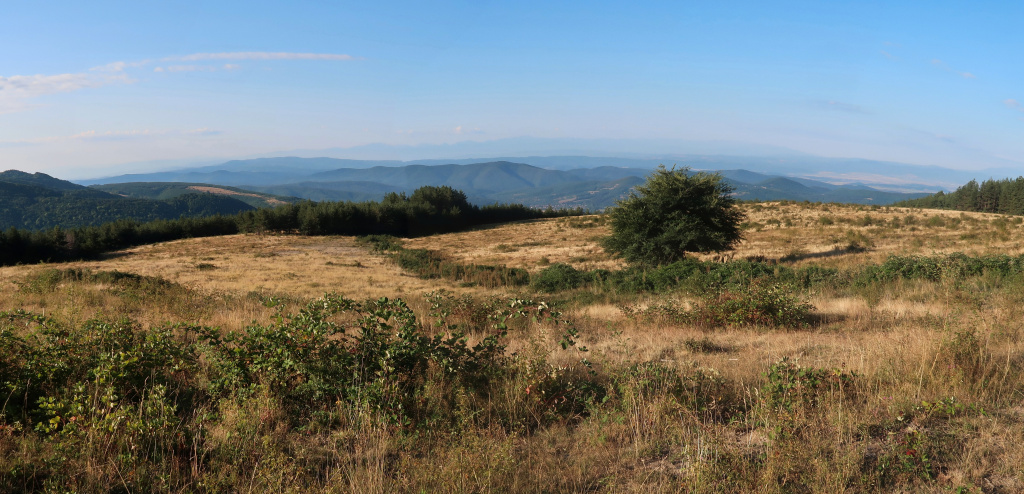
895, 177, 1024, 215
0, 170, 255, 231
90, 182, 298, 209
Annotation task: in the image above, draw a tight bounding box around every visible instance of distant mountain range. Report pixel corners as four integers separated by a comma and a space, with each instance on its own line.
77, 158, 932, 210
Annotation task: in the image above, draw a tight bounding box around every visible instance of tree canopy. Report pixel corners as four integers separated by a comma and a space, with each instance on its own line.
602, 166, 744, 266
896, 176, 1024, 215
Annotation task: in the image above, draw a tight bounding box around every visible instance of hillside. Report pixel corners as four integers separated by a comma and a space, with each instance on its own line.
90, 182, 297, 209
2, 202, 1023, 491
246, 181, 406, 202
0, 170, 100, 192
0, 170, 255, 231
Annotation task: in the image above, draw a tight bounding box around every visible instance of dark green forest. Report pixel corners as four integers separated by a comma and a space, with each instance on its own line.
0, 171, 255, 230
0, 185, 581, 266
897, 176, 1024, 214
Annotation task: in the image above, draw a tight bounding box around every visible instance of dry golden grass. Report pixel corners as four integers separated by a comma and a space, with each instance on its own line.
409, 203, 1024, 272
0, 234, 472, 303
3, 204, 1024, 492
404, 217, 622, 272
187, 185, 290, 205
724, 202, 1024, 269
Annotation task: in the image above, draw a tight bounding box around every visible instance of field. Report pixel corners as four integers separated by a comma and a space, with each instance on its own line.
2, 202, 1023, 492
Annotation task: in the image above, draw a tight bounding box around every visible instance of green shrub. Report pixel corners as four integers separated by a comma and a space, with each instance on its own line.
761, 357, 857, 411
532, 263, 586, 292
688, 283, 815, 328
357, 234, 404, 252
394, 248, 529, 288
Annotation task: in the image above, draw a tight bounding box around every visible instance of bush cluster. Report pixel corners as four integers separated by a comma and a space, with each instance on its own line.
856, 253, 1024, 285
527, 252, 1024, 296
0, 291, 598, 491
531, 257, 843, 294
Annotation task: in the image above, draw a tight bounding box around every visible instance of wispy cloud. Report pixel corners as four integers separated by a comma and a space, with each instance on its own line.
0, 72, 132, 113
812, 100, 869, 115
0, 127, 223, 146
931, 58, 976, 79
185, 127, 222, 136
1004, 99, 1024, 113
2, 73, 107, 98
453, 125, 484, 135
155, 65, 219, 73
89, 60, 149, 73
154, 64, 246, 73
166, 51, 358, 62
2, 50, 359, 114
879, 42, 903, 61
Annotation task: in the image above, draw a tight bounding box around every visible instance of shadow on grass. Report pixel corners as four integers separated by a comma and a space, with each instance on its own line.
780, 245, 868, 263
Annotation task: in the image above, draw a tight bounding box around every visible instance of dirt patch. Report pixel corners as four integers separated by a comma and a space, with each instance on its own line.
187, 186, 289, 206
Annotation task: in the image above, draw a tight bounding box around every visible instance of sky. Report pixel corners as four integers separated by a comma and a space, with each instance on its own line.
2, 1, 1023, 178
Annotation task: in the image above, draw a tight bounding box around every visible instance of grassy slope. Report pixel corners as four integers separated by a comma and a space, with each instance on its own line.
1, 202, 1023, 492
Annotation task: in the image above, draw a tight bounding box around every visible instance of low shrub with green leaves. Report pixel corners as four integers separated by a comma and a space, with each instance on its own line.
688, 283, 815, 328
761, 357, 858, 411
532, 263, 590, 292
0, 290, 597, 491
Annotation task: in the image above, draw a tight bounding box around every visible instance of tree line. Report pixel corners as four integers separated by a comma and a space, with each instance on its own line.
897, 177, 1024, 215
0, 186, 583, 266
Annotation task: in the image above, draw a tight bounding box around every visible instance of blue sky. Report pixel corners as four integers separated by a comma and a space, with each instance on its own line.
2, 1, 1022, 177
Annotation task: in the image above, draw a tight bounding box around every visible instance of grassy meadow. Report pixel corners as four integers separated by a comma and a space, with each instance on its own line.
2, 202, 1024, 492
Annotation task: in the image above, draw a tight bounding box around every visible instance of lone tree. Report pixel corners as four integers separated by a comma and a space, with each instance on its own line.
602, 165, 744, 266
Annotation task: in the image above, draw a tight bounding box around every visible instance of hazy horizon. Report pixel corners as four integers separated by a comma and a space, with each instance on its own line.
3, 2, 1022, 177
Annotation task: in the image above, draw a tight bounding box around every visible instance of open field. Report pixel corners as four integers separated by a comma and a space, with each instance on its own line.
2, 202, 1024, 492
408, 203, 1024, 271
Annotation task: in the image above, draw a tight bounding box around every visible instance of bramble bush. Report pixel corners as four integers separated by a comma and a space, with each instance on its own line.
761, 357, 858, 411
688, 283, 815, 328
0, 288, 598, 491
